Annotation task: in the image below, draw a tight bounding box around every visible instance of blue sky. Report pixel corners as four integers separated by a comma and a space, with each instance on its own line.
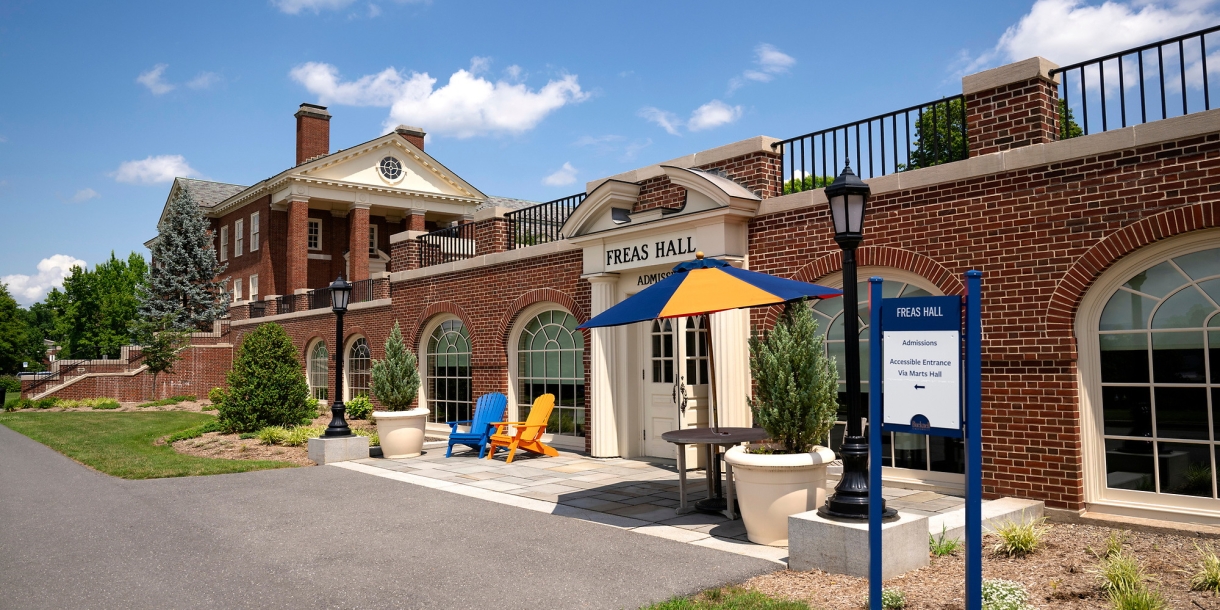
1, 0, 1217, 304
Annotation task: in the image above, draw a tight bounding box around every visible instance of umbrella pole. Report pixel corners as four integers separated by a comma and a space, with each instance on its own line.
704, 313, 720, 433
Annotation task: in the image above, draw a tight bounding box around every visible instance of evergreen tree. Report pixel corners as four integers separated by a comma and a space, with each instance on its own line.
132, 316, 188, 397
139, 186, 228, 331
370, 321, 421, 411
217, 323, 312, 433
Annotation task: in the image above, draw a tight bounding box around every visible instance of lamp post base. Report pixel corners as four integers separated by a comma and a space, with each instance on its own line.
324, 402, 352, 437
820, 434, 897, 520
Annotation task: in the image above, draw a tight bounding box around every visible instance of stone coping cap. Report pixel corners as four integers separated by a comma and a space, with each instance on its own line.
963, 56, 1059, 95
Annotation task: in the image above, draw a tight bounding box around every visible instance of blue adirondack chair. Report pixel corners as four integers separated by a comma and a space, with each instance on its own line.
445, 392, 508, 458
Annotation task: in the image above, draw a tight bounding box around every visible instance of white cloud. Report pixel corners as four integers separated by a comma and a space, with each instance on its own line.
273, 0, 425, 14
68, 188, 99, 203
573, 134, 624, 147
2, 255, 86, 305
542, 162, 578, 186
729, 43, 796, 93
960, 0, 1218, 75
113, 155, 198, 184
687, 100, 743, 131
290, 60, 589, 138
622, 138, 652, 161
187, 72, 221, 90
137, 64, 174, 95
639, 106, 682, 135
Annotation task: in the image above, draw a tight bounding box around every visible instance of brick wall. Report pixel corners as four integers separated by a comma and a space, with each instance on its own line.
966, 77, 1061, 156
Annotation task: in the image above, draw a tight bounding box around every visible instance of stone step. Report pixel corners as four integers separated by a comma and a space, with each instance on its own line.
926, 497, 1044, 543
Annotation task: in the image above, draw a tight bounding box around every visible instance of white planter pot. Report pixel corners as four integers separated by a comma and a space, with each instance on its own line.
372, 407, 430, 459
724, 445, 836, 547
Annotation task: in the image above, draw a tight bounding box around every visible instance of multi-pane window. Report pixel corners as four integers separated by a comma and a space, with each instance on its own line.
220, 226, 228, 261
684, 317, 709, 385
1099, 247, 1220, 499
249, 274, 258, 301
811, 278, 964, 474
426, 320, 472, 424
346, 338, 371, 400
309, 341, 328, 401
650, 319, 674, 383
233, 278, 242, 302
517, 310, 585, 437
234, 219, 244, 256
369, 225, 378, 256
308, 219, 322, 250
250, 212, 260, 251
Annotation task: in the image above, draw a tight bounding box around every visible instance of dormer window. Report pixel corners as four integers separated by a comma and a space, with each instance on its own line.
379, 156, 402, 181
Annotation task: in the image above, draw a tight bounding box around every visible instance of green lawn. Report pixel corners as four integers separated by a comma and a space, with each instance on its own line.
0, 411, 294, 479
644, 588, 809, 610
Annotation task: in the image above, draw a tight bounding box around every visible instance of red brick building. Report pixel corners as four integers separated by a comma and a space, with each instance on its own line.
27, 45, 1220, 525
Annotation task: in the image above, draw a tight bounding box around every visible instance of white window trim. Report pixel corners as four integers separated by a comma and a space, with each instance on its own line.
344, 334, 371, 402
233, 277, 242, 302
249, 274, 259, 301
506, 302, 584, 450
1076, 228, 1220, 524
308, 339, 330, 404
418, 314, 463, 434
308, 219, 322, 251
368, 224, 378, 256
250, 212, 260, 252
234, 219, 244, 257
220, 226, 228, 262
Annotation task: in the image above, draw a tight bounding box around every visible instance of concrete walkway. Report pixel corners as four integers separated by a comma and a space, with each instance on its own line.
0, 424, 780, 610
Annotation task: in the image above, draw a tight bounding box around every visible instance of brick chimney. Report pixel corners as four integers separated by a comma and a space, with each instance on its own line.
395, 125, 426, 151
295, 103, 331, 165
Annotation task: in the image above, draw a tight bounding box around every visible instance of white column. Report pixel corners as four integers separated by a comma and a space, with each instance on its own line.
710, 308, 752, 428
587, 273, 620, 457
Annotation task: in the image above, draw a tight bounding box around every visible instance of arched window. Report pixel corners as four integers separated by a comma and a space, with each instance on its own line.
518, 310, 585, 437
811, 272, 962, 476
309, 341, 328, 400
426, 320, 472, 424
346, 338, 371, 400
1096, 246, 1220, 500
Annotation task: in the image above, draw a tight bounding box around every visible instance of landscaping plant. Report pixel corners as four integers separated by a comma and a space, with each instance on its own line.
131, 315, 189, 396
1094, 551, 1144, 597
137, 395, 196, 408
865, 588, 906, 610
1089, 530, 1129, 560
137, 184, 229, 331
747, 300, 838, 453
1109, 587, 1167, 610
1190, 543, 1220, 594
980, 579, 1032, 610
992, 512, 1050, 557
216, 323, 313, 433
929, 525, 961, 557
344, 395, 373, 419
369, 321, 420, 411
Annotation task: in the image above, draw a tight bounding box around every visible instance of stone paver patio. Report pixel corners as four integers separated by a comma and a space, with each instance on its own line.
338, 443, 966, 564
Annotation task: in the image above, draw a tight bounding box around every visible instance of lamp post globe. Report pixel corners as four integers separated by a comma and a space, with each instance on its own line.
819, 159, 896, 521
324, 276, 354, 438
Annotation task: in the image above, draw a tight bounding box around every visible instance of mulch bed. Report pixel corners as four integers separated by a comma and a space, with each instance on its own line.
745, 523, 1220, 609
168, 412, 383, 466
41, 399, 216, 413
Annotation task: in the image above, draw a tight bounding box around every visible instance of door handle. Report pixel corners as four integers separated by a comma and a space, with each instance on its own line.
672, 376, 689, 414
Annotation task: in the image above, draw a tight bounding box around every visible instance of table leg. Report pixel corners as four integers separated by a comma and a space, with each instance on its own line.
724, 454, 737, 520
704, 444, 714, 497
675, 443, 694, 515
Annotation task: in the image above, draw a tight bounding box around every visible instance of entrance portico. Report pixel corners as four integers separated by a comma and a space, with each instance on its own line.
565, 166, 762, 458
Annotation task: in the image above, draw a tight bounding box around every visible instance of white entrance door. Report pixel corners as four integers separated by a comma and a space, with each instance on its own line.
642, 317, 710, 458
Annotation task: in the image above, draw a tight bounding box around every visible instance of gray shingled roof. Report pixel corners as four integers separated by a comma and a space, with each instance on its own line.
177, 178, 247, 208
478, 195, 541, 211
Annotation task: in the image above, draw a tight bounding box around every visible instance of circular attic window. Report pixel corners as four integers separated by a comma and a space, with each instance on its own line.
379, 156, 403, 180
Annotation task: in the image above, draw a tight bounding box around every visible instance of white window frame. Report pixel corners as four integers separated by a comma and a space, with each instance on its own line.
220, 226, 228, 262
507, 302, 585, 449
308, 219, 322, 251
368, 224, 378, 256
418, 315, 470, 431
233, 277, 242, 302
250, 212, 260, 252
249, 274, 259, 301
345, 335, 372, 402
234, 219, 244, 257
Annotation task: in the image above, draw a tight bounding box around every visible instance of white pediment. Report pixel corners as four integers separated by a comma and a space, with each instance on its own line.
296, 135, 482, 200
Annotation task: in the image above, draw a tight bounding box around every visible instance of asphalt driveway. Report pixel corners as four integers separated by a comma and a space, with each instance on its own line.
0, 424, 778, 610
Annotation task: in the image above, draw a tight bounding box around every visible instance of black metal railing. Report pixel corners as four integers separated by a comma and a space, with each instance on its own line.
1050, 25, 1220, 139
308, 287, 332, 311
772, 96, 967, 192
418, 223, 477, 267
276, 294, 296, 315
248, 301, 267, 319
507, 193, 585, 249
351, 278, 375, 303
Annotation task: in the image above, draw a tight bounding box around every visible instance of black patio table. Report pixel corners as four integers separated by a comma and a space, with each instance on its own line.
661, 427, 769, 521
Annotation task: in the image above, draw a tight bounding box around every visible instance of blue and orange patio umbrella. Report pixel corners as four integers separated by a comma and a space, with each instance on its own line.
579, 253, 841, 431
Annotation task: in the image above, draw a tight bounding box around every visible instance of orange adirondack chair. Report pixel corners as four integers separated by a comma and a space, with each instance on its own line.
485, 393, 559, 463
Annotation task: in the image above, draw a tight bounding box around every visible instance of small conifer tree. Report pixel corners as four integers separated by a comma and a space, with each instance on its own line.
748, 300, 839, 454
133, 316, 189, 398
370, 321, 420, 411
217, 323, 312, 433
139, 185, 229, 331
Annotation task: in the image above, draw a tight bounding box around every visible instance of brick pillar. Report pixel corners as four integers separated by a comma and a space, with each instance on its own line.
963, 57, 1061, 157
407, 209, 427, 232
391, 234, 423, 271
348, 204, 370, 282
474, 217, 511, 256
286, 196, 309, 294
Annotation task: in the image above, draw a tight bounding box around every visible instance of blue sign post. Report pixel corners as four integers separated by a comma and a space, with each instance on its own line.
867, 271, 983, 610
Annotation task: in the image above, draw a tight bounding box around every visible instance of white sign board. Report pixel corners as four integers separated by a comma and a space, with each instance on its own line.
883, 330, 961, 431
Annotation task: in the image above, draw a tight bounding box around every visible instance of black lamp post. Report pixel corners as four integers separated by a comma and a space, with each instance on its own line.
819, 159, 896, 521
324, 276, 354, 438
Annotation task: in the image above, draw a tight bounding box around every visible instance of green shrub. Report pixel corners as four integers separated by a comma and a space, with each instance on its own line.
1090, 530, 1129, 560
345, 395, 373, 419
56, 397, 121, 410
256, 426, 290, 445
164, 419, 222, 444
282, 425, 324, 447
137, 395, 196, 408
1191, 543, 1220, 594
90, 398, 121, 410
981, 579, 1031, 610
36, 397, 59, 409
217, 324, 312, 433
1109, 587, 1167, 610
992, 512, 1050, 557
0, 375, 21, 393
747, 300, 838, 453
930, 525, 961, 557
307, 396, 323, 416
208, 386, 226, 406
370, 321, 421, 411
353, 427, 379, 446
1094, 552, 1144, 597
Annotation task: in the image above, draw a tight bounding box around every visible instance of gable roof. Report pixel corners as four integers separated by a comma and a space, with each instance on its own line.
178, 178, 247, 207
479, 195, 540, 211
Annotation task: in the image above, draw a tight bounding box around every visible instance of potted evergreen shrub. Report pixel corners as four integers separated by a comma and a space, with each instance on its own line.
725, 300, 839, 546
370, 321, 425, 458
